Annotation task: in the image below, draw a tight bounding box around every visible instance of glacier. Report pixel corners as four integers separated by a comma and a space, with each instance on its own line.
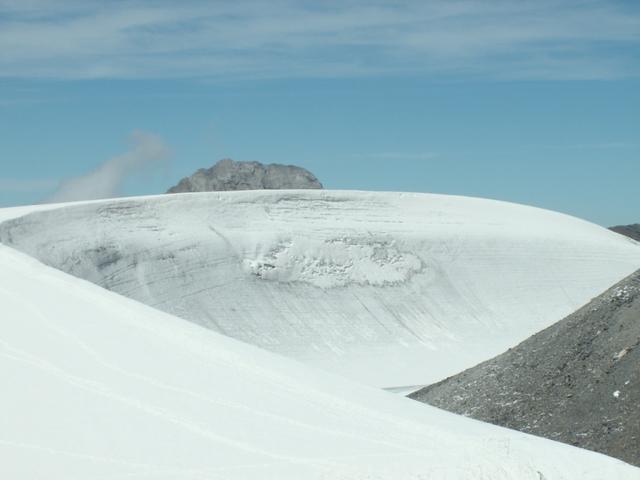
1, 190, 639, 388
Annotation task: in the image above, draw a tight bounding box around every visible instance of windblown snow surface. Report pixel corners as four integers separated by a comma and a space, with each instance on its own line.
1, 243, 638, 479
1, 190, 639, 389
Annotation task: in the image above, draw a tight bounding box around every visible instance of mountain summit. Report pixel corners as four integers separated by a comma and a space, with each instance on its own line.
167, 159, 323, 193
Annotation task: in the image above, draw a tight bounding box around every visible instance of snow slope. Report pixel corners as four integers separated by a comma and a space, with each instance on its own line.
1, 190, 639, 388
1, 243, 638, 479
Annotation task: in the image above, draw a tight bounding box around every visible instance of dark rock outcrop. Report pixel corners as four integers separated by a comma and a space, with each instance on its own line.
410, 270, 640, 466
167, 159, 322, 193
610, 224, 640, 242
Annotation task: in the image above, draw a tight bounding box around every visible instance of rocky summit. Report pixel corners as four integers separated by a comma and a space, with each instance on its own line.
167, 159, 322, 193
410, 269, 640, 467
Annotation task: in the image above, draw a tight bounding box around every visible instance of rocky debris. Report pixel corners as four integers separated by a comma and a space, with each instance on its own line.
610, 224, 640, 242
410, 269, 640, 467
167, 159, 322, 193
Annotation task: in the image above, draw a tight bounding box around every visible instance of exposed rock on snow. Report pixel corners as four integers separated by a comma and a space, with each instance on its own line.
410, 269, 640, 466
610, 224, 640, 242
166, 158, 322, 193
1, 190, 639, 388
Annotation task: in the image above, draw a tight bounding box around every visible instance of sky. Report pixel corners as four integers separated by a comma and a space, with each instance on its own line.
0, 0, 638, 226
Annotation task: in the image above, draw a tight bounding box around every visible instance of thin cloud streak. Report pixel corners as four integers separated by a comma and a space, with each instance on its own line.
0, 1, 639, 80
46, 131, 170, 203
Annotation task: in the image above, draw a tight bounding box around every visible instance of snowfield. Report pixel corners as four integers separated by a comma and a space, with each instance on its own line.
1, 243, 639, 479
1, 190, 639, 388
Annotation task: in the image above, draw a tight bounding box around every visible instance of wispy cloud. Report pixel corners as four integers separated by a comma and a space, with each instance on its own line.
46, 131, 170, 203
0, 1, 638, 80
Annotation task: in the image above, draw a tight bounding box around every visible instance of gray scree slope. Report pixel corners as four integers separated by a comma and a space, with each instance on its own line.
410, 269, 640, 467
167, 159, 322, 193
610, 224, 640, 242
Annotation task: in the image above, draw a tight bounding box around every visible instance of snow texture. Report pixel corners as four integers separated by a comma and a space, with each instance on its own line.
0, 243, 638, 479
1, 190, 639, 388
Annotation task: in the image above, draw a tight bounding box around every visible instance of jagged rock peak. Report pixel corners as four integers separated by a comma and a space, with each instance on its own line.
167, 159, 323, 193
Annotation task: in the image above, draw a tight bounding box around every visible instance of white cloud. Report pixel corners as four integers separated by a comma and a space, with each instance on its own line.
46, 131, 170, 203
0, 1, 638, 80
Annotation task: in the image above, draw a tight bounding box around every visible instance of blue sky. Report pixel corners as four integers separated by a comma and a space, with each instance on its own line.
0, 0, 638, 225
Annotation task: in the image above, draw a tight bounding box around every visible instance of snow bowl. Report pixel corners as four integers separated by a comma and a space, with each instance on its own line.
1, 190, 639, 387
